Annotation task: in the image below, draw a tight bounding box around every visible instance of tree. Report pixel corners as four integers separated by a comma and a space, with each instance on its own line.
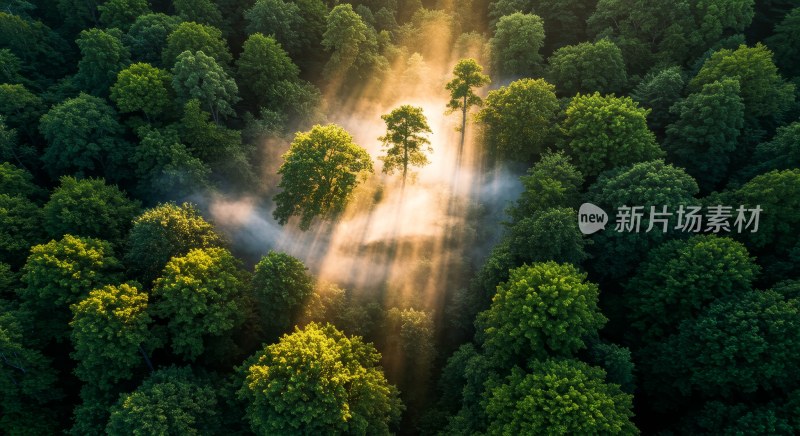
0, 49, 23, 84
631, 66, 686, 132
152, 247, 247, 360
273, 124, 374, 230
70, 283, 152, 389
42, 176, 140, 246
0, 83, 45, 143
546, 39, 627, 96
174, 0, 223, 28
766, 7, 800, 76
0, 162, 44, 200
0, 119, 37, 172
476, 262, 606, 365
19, 235, 121, 341
748, 121, 800, 176
73, 28, 131, 97
506, 151, 584, 223
654, 290, 800, 398
559, 93, 663, 177
378, 105, 432, 183
477, 78, 559, 162
485, 360, 637, 435
238, 322, 403, 435
690, 43, 795, 122
125, 13, 181, 66
236, 33, 300, 109
171, 50, 239, 123
124, 202, 223, 285
132, 126, 211, 199
39, 93, 128, 179
664, 79, 745, 192
98, 0, 150, 30
0, 306, 62, 434
489, 13, 545, 77
162, 22, 233, 68
446, 58, 491, 149
106, 366, 218, 435
585, 160, 699, 279
251, 251, 316, 333
506, 207, 588, 266
625, 235, 759, 342
0, 194, 44, 267
322, 4, 369, 79
110, 62, 173, 120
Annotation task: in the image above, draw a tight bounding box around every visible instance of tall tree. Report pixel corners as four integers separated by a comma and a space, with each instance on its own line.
251, 251, 316, 334
273, 124, 373, 230
162, 22, 233, 68
38, 93, 128, 180
124, 13, 181, 66
378, 105, 432, 183
124, 202, 223, 285
110, 62, 173, 121
73, 28, 131, 97
631, 66, 686, 133
546, 38, 627, 96
42, 176, 141, 247
559, 93, 663, 177
489, 12, 545, 77
237, 322, 403, 435
477, 78, 559, 163
70, 283, 153, 389
236, 33, 300, 110
445, 58, 490, 150
171, 51, 240, 123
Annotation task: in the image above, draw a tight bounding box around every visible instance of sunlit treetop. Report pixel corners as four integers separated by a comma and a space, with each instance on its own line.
273, 124, 373, 230
446, 58, 491, 116
378, 105, 432, 182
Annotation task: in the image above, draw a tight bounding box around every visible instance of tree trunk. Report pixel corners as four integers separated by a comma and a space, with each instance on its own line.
460, 95, 467, 153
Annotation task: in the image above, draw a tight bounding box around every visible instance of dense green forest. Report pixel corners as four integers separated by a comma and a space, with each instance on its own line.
1, 0, 800, 434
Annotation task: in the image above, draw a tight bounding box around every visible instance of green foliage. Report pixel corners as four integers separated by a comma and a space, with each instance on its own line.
125, 13, 181, 66
171, 50, 239, 123
0, 194, 43, 267
477, 78, 559, 162
70, 385, 117, 436
748, 121, 800, 176
631, 66, 686, 132
484, 360, 637, 435
559, 93, 663, 177
70, 283, 151, 389
0, 12, 70, 83
162, 22, 232, 68
39, 93, 128, 179
174, 0, 223, 28
490, 13, 545, 77
0, 119, 36, 171
0, 306, 62, 434
477, 262, 606, 364
236, 33, 300, 109
98, 0, 150, 31
586, 160, 699, 279
152, 247, 247, 360
74, 28, 131, 97
684, 400, 796, 436
106, 366, 219, 435
238, 322, 403, 435
0, 162, 43, 199
323, 4, 369, 77
20, 235, 121, 341
251, 251, 315, 332
728, 169, 800, 253
584, 340, 636, 394
506, 151, 584, 222
132, 126, 211, 198
0, 48, 23, 84
0, 83, 44, 142
766, 8, 800, 75
665, 79, 744, 191
42, 176, 140, 246
244, 0, 328, 69
273, 124, 373, 230
691, 43, 795, 121
446, 58, 491, 117
506, 207, 588, 266
378, 105, 432, 181
625, 235, 759, 342
546, 39, 627, 96
654, 290, 800, 397
110, 62, 173, 119
124, 202, 223, 284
